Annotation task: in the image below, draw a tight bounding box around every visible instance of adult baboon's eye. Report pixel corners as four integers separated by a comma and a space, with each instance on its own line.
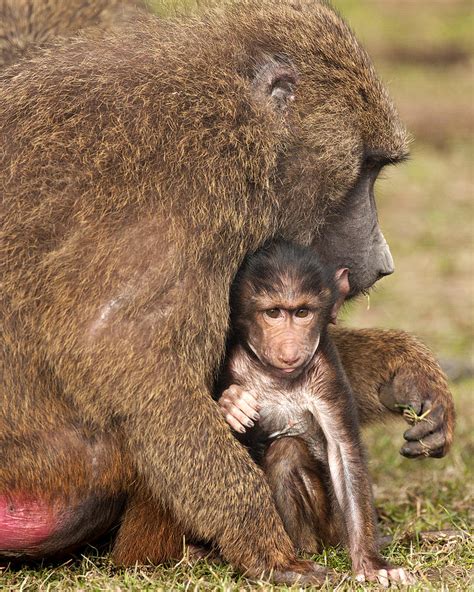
265, 308, 281, 318
295, 308, 309, 318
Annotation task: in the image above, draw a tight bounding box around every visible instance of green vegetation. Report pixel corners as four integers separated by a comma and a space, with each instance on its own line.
338, 0, 474, 50
1, 0, 472, 589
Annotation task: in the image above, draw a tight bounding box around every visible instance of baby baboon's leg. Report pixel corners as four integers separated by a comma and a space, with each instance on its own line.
263, 437, 340, 554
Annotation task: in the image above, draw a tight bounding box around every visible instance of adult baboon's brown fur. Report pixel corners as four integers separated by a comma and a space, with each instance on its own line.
0, 0, 146, 68
0, 0, 454, 583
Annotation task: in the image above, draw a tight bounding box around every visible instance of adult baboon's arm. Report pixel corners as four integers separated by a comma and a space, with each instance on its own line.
330, 326, 455, 458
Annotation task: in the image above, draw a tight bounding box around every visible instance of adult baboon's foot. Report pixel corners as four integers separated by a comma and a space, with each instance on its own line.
259, 559, 335, 586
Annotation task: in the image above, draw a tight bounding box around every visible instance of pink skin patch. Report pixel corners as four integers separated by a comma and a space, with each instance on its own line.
0, 494, 59, 550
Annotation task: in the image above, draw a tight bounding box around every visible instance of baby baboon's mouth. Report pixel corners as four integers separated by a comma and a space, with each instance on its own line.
272, 365, 305, 379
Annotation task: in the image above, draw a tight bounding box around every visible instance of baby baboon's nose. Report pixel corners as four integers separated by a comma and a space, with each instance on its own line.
278, 344, 300, 367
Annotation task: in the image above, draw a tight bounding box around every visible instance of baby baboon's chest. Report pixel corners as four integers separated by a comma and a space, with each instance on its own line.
252, 382, 321, 440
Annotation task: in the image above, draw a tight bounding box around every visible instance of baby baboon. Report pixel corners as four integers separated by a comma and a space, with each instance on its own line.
0, 0, 146, 68
218, 241, 411, 586
0, 0, 453, 584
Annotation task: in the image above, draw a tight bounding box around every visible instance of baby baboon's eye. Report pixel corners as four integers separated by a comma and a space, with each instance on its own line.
295, 308, 309, 318
265, 308, 281, 319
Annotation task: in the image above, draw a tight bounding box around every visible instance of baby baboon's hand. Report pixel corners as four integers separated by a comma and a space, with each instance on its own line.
218, 385, 260, 433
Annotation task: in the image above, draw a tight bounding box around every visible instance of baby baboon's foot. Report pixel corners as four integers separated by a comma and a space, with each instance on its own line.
355, 565, 415, 587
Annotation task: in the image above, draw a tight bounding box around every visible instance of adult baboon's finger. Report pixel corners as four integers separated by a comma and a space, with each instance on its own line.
403, 404, 444, 441
400, 432, 445, 458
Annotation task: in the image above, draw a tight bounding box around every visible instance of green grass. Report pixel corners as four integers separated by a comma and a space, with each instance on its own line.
1, 0, 473, 589
335, 0, 474, 51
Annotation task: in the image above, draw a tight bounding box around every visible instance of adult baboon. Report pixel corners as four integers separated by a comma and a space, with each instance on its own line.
0, 0, 146, 68
0, 0, 453, 584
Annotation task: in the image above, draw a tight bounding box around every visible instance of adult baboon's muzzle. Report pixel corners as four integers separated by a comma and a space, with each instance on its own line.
374, 229, 395, 278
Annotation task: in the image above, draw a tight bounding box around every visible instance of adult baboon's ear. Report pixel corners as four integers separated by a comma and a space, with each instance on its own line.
252, 58, 298, 111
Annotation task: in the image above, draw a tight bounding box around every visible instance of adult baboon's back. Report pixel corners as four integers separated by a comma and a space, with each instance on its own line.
0, 0, 145, 67
0, 0, 454, 584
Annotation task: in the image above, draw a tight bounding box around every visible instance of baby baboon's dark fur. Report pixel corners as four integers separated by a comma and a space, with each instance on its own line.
0, 0, 454, 583
0, 0, 146, 68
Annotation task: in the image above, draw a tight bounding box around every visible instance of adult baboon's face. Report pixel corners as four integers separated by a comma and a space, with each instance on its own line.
269, 78, 407, 297
245, 3, 409, 298
312, 158, 397, 298
254, 55, 408, 298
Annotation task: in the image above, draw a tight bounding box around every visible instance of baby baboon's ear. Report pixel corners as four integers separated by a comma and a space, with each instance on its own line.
330, 268, 350, 325
252, 57, 298, 111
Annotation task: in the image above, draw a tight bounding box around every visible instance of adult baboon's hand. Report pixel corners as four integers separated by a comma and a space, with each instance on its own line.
379, 365, 455, 459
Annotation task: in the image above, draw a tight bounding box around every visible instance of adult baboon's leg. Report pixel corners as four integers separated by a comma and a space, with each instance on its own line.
0, 428, 128, 558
